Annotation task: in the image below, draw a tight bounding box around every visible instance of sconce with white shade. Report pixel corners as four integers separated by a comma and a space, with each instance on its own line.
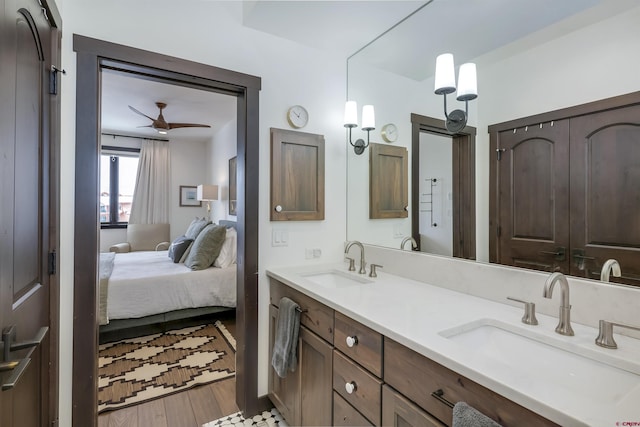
197, 184, 218, 216
434, 53, 477, 133
343, 101, 375, 155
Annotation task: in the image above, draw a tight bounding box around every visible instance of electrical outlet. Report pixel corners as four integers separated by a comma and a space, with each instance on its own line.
313, 248, 322, 258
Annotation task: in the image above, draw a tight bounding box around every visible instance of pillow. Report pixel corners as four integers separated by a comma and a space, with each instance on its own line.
185, 217, 211, 240
214, 227, 237, 268
167, 235, 193, 263
185, 224, 227, 270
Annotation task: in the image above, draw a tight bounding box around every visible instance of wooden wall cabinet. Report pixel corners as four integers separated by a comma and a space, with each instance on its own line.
369, 143, 408, 219
270, 128, 325, 221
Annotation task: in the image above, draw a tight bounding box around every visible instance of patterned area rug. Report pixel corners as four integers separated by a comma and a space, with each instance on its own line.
204, 408, 288, 427
98, 320, 235, 413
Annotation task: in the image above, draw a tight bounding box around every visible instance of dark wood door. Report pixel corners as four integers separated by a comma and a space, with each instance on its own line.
569, 104, 640, 285
497, 120, 571, 272
0, 0, 56, 425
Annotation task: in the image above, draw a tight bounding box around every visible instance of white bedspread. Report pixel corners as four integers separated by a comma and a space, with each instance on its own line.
106, 251, 236, 321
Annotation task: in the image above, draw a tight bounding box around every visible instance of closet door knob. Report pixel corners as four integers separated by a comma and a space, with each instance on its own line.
346, 336, 358, 347
345, 381, 357, 394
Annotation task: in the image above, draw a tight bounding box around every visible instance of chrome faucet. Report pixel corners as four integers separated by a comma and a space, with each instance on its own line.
345, 241, 366, 274
600, 259, 621, 282
400, 236, 417, 251
543, 272, 574, 336
595, 320, 640, 349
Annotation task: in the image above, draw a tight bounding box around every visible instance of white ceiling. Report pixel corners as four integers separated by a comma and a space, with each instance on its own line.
101, 0, 632, 140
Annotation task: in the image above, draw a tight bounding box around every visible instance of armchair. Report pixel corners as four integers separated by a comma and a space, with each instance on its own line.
109, 223, 170, 253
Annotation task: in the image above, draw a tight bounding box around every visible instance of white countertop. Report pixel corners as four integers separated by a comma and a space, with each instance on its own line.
266, 263, 640, 427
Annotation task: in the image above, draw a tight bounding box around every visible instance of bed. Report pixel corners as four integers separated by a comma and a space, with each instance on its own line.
98, 219, 237, 340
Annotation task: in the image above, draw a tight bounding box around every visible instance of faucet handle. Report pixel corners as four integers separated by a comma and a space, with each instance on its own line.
596, 320, 640, 349
345, 257, 355, 272
369, 264, 383, 278
506, 297, 539, 325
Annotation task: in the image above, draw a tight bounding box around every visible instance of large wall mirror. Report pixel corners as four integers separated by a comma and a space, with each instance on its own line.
346, 0, 640, 284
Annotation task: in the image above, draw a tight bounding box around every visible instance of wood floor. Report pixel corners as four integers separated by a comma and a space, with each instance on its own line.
98, 316, 239, 427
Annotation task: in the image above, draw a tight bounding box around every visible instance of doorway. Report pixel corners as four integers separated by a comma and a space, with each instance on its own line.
72, 35, 261, 426
410, 113, 476, 260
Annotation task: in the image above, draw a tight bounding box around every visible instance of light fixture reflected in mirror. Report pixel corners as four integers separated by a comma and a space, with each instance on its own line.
344, 101, 375, 155
434, 53, 477, 133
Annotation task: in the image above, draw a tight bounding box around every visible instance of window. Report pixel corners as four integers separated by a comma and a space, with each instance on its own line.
100, 146, 140, 227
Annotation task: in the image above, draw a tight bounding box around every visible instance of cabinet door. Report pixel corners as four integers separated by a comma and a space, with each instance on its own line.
370, 143, 409, 219
569, 104, 640, 285
299, 326, 333, 426
270, 127, 325, 221
268, 305, 300, 426
495, 120, 570, 272
382, 385, 444, 427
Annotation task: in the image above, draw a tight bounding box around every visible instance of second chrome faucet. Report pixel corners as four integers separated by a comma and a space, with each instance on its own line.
543, 272, 574, 336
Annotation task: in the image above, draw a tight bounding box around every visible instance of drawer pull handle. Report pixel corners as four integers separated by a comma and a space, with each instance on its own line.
345, 381, 357, 394
431, 389, 454, 409
346, 336, 358, 347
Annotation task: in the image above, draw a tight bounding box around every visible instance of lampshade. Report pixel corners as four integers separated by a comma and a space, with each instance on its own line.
197, 184, 218, 201
361, 105, 375, 130
434, 53, 456, 95
456, 63, 478, 101
344, 101, 358, 127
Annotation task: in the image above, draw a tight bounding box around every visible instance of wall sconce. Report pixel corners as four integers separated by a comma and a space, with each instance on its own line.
197, 184, 219, 215
434, 53, 477, 133
343, 101, 375, 155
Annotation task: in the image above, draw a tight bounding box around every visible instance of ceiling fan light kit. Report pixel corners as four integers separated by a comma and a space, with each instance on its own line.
128, 101, 211, 134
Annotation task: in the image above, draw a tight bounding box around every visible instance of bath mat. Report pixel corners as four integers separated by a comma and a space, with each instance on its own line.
98, 320, 235, 413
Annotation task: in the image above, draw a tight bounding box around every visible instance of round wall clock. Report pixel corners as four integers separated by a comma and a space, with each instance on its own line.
287, 105, 309, 129
381, 123, 398, 143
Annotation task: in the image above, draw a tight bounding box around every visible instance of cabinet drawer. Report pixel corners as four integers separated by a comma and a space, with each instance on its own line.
333, 391, 373, 426
333, 350, 382, 426
334, 311, 383, 377
270, 279, 334, 343
382, 385, 444, 427
384, 338, 557, 427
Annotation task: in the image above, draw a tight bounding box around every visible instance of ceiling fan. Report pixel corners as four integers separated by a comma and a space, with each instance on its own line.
128, 101, 211, 134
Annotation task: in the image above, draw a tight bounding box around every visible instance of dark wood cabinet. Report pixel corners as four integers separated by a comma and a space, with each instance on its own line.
490, 93, 640, 286
382, 385, 444, 427
369, 143, 408, 219
270, 128, 325, 221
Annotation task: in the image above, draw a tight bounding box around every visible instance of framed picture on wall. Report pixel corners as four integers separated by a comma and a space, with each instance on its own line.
229, 156, 237, 215
179, 185, 201, 207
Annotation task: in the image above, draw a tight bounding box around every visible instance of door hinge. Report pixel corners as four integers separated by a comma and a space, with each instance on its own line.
496, 148, 506, 160
48, 250, 56, 275
496, 226, 501, 237
49, 66, 66, 95
51, 419, 58, 427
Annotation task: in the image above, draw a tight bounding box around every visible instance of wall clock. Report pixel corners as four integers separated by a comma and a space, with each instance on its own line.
287, 105, 309, 129
381, 123, 398, 143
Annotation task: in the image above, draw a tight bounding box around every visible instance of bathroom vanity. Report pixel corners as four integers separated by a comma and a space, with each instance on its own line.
266, 263, 640, 427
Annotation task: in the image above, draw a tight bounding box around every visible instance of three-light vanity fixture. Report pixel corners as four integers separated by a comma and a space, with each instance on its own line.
434, 53, 478, 133
343, 101, 375, 155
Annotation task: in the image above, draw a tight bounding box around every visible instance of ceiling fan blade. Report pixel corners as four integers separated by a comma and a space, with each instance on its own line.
168, 123, 211, 129
128, 105, 156, 122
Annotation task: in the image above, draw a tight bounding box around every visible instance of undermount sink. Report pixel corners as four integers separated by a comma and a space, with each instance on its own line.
302, 269, 372, 289
439, 319, 640, 406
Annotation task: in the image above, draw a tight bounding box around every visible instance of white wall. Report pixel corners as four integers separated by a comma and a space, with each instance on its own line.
418, 133, 452, 256
58, 1, 347, 424
206, 117, 237, 225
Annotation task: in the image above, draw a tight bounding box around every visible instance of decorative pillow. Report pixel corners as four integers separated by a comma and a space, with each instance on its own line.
167, 235, 193, 263
185, 217, 211, 240
185, 224, 227, 270
214, 227, 237, 268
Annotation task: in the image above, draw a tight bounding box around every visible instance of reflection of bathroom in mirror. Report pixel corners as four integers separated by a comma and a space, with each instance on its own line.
346, 0, 640, 285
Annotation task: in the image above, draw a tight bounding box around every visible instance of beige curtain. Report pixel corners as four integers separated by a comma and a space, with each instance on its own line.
129, 140, 170, 224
